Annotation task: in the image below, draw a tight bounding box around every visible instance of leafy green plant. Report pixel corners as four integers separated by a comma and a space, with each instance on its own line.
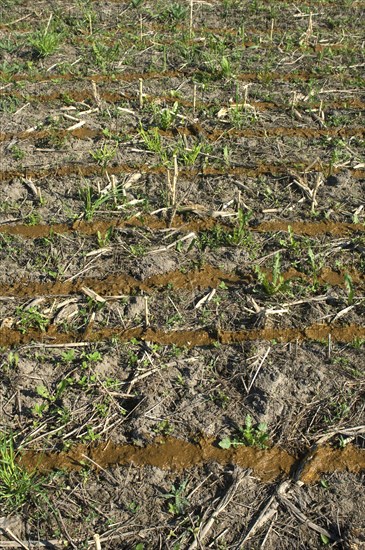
307, 246, 321, 287
255, 252, 287, 295
219, 415, 269, 449
90, 143, 117, 168
97, 227, 113, 247
344, 273, 354, 305
153, 420, 174, 436
162, 481, 189, 515
29, 28, 62, 57
220, 55, 233, 77
25, 212, 41, 225
198, 210, 253, 250
152, 102, 179, 130
16, 306, 49, 333
226, 209, 252, 245
138, 125, 168, 163
80, 185, 119, 221
3, 351, 19, 370
167, 3, 187, 21
0, 431, 45, 511
91, 41, 121, 70
177, 141, 204, 166
9, 145, 25, 160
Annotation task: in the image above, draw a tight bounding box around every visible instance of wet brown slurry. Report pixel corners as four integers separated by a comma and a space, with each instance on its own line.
1, 323, 364, 348
1, 125, 364, 144
0, 160, 364, 183
2, 87, 364, 112
0, 217, 364, 240
0, 68, 359, 85
0, 265, 363, 299
18, 438, 365, 484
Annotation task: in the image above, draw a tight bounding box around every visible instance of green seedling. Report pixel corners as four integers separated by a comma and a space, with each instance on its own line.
337, 435, 350, 449
162, 481, 189, 515
127, 501, 141, 514
80, 185, 119, 221
255, 252, 286, 295
16, 306, 49, 333
226, 209, 252, 245
344, 273, 354, 305
177, 141, 203, 166
223, 144, 231, 167
153, 420, 174, 436
29, 28, 62, 58
307, 246, 320, 286
198, 210, 253, 249
219, 415, 269, 449
138, 125, 168, 164
25, 212, 41, 225
320, 534, 330, 545
91, 41, 121, 70
3, 351, 19, 369
220, 55, 233, 77
9, 145, 25, 160
0, 431, 44, 512
90, 143, 117, 168
167, 3, 188, 21
97, 227, 113, 248
61, 349, 76, 363
152, 102, 179, 130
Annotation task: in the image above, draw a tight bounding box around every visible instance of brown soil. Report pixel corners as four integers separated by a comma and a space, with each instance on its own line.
19, 438, 365, 484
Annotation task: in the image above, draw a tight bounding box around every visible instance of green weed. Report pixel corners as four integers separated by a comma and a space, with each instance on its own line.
29, 28, 62, 57
219, 415, 269, 449
344, 273, 354, 305
90, 143, 117, 168
162, 480, 189, 515
0, 431, 45, 512
254, 252, 287, 295
80, 184, 119, 221
16, 306, 49, 333
152, 101, 179, 130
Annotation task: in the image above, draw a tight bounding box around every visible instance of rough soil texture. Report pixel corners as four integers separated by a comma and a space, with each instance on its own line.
0, 0, 364, 548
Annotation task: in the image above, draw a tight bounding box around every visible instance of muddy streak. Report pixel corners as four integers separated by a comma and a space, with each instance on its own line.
1, 216, 364, 240
0, 214, 219, 239
0, 265, 243, 298
2, 125, 364, 144
257, 220, 365, 236
300, 445, 365, 484
0, 265, 363, 300
1, 323, 364, 348
2, 88, 364, 113
2, 15, 365, 40
0, 161, 364, 183
1, 69, 358, 86
18, 438, 364, 484
17, 438, 295, 482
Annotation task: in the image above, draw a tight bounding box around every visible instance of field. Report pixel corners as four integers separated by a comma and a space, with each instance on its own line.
0, 0, 365, 547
